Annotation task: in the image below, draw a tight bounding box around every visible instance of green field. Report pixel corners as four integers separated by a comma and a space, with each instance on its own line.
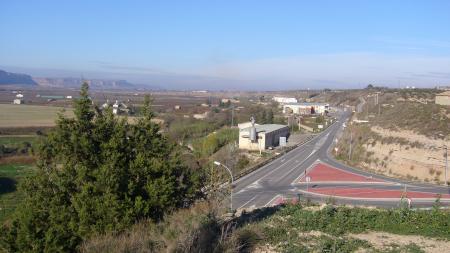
0, 104, 73, 127
0, 164, 34, 223
0, 135, 40, 147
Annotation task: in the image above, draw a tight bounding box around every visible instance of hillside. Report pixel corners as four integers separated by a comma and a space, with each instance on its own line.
81, 202, 450, 253
335, 89, 450, 184
0, 69, 37, 86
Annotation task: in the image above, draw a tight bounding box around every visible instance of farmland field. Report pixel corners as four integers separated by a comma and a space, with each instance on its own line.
0, 104, 74, 127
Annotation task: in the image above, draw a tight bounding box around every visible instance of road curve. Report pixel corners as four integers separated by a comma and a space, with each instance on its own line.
232, 110, 450, 210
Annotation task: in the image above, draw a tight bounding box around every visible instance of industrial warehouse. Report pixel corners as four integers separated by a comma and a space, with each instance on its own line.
238, 119, 290, 151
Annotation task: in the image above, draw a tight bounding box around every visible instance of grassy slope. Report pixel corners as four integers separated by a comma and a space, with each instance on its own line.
372, 102, 450, 139
82, 201, 450, 253
235, 203, 449, 253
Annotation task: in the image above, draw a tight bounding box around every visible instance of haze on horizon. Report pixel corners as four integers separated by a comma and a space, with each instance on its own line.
1, 0, 450, 90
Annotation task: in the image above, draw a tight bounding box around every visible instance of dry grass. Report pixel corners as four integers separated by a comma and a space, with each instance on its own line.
0, 104, 73, 127
0, 155, 36, 165
80, 200, 253, 253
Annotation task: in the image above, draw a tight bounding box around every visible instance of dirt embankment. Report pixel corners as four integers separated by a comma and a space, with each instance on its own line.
364, 126, 449, 184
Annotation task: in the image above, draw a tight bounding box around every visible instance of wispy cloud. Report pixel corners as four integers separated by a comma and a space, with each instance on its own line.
194, 52, 450, 87
372, 37, 450, 49
92, 61, 171, 75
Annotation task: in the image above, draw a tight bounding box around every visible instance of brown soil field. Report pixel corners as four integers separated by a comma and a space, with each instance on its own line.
0, 104, 74, 127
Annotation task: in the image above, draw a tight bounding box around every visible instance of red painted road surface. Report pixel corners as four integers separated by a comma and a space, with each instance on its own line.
269, 196, 285, 206
308, 187, 450, 199
300, 163, 384, 182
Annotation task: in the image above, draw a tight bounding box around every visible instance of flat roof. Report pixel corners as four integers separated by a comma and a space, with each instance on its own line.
241, 124, 288, 134
283, 102, 329, 106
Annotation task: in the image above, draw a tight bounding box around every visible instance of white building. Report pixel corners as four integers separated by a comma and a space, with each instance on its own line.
283, 102, 329, 115
13, 98, 23, 104
272, 97, 298, 104
13, 94, 24, 104
239, 124, 290, 151
112, 100, 120, 114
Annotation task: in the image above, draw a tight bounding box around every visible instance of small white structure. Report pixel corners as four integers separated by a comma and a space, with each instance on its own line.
193, 112, 209, 119
66, 95, 72, 99
13, 94, 24, 104
283, 102, 329, 115
221, 98, 240, 103
13, 98, 23, 104
272, 97, 298, 104
112, 100, 120, 114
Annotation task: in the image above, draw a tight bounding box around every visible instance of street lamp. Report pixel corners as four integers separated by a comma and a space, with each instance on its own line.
214, 161, 234, 211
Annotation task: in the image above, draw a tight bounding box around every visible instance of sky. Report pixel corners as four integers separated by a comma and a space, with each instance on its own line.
1, 0, 450, 90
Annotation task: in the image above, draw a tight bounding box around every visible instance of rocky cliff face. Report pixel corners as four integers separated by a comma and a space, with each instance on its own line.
32, 77, 136, 89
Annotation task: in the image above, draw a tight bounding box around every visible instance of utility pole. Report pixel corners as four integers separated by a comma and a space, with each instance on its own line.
348, 130, 353, 161
445, 145, 448, 186
376, 93, 381, 116
231, 105, 234, 127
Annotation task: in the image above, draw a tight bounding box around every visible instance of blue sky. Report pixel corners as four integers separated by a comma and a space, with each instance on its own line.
1, 1, 450, 89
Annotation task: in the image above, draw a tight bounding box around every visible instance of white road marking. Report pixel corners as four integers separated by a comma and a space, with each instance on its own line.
237, 195, 258, 209
264, 194, 283, 207
279, 150, 316, 180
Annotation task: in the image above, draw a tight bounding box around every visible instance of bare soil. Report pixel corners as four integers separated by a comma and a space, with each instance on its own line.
365, 126, 448, 184
350, 231, 450, 253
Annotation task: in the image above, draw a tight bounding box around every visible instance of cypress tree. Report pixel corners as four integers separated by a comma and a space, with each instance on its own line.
1, 83, 202, 252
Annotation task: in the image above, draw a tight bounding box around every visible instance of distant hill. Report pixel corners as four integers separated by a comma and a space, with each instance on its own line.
0, 68, 160, 90
32, 77, 141, 90
0, 69, 37, 86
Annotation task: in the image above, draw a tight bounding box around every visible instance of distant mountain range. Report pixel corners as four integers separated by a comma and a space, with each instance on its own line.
32, 77, 138, 89
0, 69, 154, 90
0, 69, 37, 86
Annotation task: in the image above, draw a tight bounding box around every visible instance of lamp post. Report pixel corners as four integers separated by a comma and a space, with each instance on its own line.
214, 161, 234, 211
445, 145, 448, 186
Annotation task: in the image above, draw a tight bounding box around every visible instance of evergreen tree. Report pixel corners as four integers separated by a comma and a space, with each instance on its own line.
260, 110, 267, 124
1, 83, 203, 252
266, 109, 274, 124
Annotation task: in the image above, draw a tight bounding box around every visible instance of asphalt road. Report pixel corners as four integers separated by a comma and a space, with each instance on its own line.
232, 110, 450, 210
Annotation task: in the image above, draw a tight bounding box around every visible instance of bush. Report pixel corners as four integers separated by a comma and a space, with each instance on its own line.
81, 201, 242, 253
192, 128, 238, 158
0, 83, 204, 252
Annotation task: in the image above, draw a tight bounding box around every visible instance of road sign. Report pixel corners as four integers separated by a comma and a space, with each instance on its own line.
280, 137, 287, 147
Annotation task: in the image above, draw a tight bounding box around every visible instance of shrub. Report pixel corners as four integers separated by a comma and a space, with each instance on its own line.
0, 83, 204, 252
